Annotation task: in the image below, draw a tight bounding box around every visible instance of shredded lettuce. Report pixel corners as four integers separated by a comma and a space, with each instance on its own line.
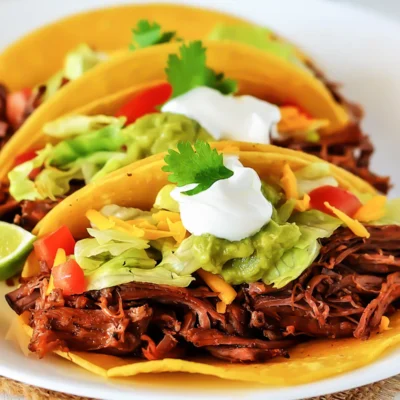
8, 145, 53, 201
295, 163, 338, 196
290, 209, 343, 234
50, 122, 126, 166
374, 199, 400, 226
76, 226, 193, 290
44, 115, 124, 139
86, 228, 149, 247
41, 44, 106, 103
208, 24, 308, 71
261, 210, 342, 288
8, 117, 130, 202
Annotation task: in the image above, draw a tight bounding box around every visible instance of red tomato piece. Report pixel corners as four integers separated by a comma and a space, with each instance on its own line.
6, 88, 32, 127
309, 185, 362, 217
115, 82, 172, 125
52, 259, 86, 295
14, 149, 38, 166
33, 225, 76, 267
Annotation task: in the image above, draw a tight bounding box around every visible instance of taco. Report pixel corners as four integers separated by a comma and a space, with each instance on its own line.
0, 3, 313, 148
0, 40, 388, 233
5, 140, 400, 385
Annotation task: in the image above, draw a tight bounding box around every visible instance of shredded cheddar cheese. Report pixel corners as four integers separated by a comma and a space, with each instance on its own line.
295, 194, 310, 212
281, 164, 298, 200
281, 164, 310, 211
85, 209, 114, 230
86, 209, 187, 245
354, 195, 387, 222
47, 248, 67, 295
152, 211, 181, 223
278, 106, 329, 137
197, 269, 237, 304
53, 248, 67, 267
216, 301, 227, 314
46, 275, 55, 296
324, 202, 370, 238
379, 316, 391, 333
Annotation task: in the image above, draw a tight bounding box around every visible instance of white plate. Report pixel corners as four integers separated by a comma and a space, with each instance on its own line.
1, 0, 400, 399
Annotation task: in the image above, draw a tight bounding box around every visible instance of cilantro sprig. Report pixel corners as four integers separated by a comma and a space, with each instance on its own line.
162, 141, 234, 196
165, 41, 238, 98
130, 20, 177, 50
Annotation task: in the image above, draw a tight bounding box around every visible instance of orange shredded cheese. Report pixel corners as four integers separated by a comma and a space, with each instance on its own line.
197, 269, 237, 304
324, 202, 370, 238
152, 211, 181, 223
47, 248, 67, 295
379, 316, 391, 333
86, 209, 186, 244
53, 248, 67, 267
354, 195, 387, 222
86, 209, 114, 230
281, 164, 298, 200
278, 106, 329, 136
216, 301, 227, 314
295, 194, 310, 212
281, 164, 310, 211
46, 275, 55, 296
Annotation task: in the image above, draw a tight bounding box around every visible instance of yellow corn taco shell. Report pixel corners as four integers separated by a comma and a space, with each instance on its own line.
0, 4, 255, 91
17, 143, 400, 386
0, 41, 349, 180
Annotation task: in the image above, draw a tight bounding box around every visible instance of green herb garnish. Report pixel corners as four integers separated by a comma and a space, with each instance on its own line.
162, 141, 234, 196
165, 41, 237, 98
130, 20, 176, 50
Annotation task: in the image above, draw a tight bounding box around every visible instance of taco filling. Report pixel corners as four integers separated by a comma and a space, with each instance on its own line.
1, 41, 388, 232
6, 141, 400, 363
0, 44, 105, 147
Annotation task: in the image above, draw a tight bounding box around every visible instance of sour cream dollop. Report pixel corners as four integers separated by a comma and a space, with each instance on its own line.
170, 156, 273, 241
161, 87, 281, 144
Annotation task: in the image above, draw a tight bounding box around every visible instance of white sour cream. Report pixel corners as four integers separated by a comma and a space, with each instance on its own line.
161, 87, 281, 144
170, 156, 273, 241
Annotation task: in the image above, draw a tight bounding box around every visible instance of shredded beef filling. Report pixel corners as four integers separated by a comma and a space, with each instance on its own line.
6, 225, 400, 363
0, 83, 44, 149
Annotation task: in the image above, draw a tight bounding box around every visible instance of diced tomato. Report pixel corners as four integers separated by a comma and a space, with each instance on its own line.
115, 82, 172, 125
309, 185, 362, 217
33, 225, 76, 267
14, 149, 41, 179
14, 149, 38, 166
52, 259, 86, 295
6, 88, 32, 128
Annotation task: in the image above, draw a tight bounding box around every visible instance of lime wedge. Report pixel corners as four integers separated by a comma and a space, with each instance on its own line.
0, 222, 36, 280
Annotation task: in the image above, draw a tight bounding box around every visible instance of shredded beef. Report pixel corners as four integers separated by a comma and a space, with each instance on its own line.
6, 225, 400, 363
14, 199, 62, 231
0, 83, 44, 149
7, 224, 400, 364
271, 61, 390, 194
271, 123, 390, 193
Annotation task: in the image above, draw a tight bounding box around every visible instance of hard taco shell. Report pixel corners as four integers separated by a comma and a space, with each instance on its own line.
17, 143, 400, 386
0, 42, 349, 179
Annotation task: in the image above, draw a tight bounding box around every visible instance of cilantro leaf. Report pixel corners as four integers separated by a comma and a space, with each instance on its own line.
165, 41, 238, 98
130, 20, 176, 50
162, 140, 234, 196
